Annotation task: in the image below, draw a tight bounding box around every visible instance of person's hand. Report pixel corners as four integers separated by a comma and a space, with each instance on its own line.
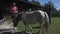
2, 17, 7, 21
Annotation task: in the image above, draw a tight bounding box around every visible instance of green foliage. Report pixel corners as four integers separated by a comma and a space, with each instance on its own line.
57, 10, 60, 17
42, 1, 59, 17
31, 0, 41, 6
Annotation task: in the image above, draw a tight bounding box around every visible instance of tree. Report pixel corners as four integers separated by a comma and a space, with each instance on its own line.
42, 1, 58, 17
57, 10, 60, 17
31, 0, 41, 6
30, 0, 42, 10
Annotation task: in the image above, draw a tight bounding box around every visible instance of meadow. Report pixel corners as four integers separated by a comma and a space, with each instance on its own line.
17, 17, 60, 34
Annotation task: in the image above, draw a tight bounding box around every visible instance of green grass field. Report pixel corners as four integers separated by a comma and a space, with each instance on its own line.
48, 17, 60, 34
17, 17, 60, 34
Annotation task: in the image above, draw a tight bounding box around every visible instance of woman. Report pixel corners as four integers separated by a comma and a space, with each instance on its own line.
10, 2, 19, 30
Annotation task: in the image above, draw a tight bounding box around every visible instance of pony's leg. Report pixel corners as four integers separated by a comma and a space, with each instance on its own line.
41, 20, 45, 34
23, 22, 32, 34
37, 24, 44, 34
29, 24, 32, 31
25, 24, 32, 34
23, 21, 28, 32
28, 24, 32, 34
37, 19, 45, 34
41, 25, 44, 34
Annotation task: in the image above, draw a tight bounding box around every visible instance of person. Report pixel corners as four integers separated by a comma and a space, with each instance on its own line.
46, 5, 52, 26
10, 2, 18, 30
10, 2, 18, 17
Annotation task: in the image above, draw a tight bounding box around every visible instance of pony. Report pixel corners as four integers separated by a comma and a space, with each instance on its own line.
12, 10, 49, 34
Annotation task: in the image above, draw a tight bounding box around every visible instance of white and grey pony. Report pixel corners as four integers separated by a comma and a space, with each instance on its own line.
21, 10, 49, 34
12, 10, 49, 34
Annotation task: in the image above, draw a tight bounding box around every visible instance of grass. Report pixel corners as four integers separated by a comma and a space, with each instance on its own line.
17, 17, 60, 34
48, 17, 60, 34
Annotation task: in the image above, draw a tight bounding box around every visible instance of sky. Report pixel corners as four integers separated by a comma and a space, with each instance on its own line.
28, 0, 60, 10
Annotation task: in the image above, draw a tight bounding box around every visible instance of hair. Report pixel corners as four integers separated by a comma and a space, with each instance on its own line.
12, 2, 16, 6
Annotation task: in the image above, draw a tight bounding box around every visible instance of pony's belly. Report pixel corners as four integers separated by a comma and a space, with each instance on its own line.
26, 21, 38, 24
25, 17, 38, 24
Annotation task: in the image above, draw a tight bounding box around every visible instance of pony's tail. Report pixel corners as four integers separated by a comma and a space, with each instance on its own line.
44, 12, 49, 33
